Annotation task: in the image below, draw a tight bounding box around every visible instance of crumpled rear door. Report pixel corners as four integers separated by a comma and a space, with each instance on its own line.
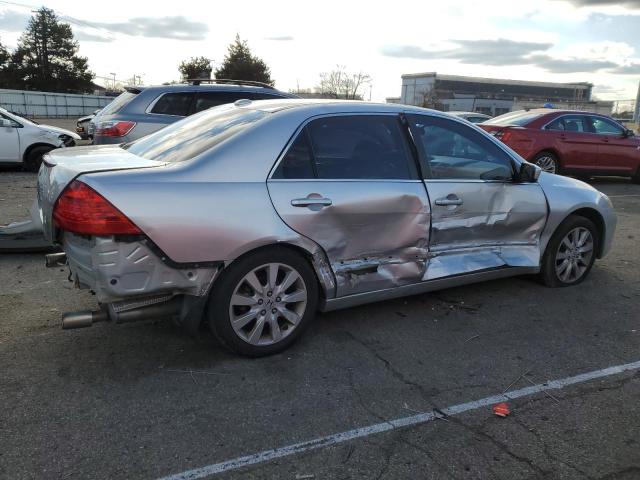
268, 113, 431, 297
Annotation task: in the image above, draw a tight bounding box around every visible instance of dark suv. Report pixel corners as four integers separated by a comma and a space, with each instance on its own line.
90, 80, 297, 144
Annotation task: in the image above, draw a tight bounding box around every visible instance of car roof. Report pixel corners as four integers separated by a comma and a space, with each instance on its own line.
448, 111, 490, 116
242, 98, 434, 115
129, 83, 295, 95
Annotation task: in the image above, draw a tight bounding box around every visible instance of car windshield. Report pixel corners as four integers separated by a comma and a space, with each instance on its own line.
98, 91, 136, 116
124, 104, 269, 163
483, 111, 544, 126
0, 107, 36, 124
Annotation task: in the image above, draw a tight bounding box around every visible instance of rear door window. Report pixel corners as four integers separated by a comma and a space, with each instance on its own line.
546, 115, 588, 132
193, 92, 243, 113
306, 115, 416, 180
272, 130, 315, 179
150, 92, 195, 116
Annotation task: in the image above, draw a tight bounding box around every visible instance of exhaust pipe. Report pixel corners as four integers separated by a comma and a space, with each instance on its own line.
107, 297, 181, 324
62, 309, 109, 329
61, 296, 181, 330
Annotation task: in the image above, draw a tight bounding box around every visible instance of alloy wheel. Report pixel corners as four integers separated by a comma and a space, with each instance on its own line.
554, 227, 594, 283
228, 263, 307, 346
536, 156, 557, 174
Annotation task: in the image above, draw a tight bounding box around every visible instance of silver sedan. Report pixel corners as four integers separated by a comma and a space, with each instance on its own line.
37, 100, 617, 356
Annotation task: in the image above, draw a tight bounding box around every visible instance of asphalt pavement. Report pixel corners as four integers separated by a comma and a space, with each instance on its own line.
1, 171, 639, 480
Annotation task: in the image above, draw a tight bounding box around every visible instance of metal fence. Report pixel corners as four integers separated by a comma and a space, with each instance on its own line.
0, 89, 113, 118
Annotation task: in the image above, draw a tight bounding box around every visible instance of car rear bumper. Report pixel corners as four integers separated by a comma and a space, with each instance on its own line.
62, 232, 220, 303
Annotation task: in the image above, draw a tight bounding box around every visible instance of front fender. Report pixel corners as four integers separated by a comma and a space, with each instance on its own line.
537, 173, 616, 258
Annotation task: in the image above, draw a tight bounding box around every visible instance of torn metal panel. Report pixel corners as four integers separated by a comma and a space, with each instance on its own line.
267, 180, 431, 296
63, 233, 219, 303
423, 245, 540, 281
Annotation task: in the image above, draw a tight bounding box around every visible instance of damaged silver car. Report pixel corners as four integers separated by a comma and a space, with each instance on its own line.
37, 99, 617, 356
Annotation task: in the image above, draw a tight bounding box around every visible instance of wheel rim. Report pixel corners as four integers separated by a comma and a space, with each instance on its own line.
555, 227, 594, 283
229, 263, 307, 346
536, 156, 557, 174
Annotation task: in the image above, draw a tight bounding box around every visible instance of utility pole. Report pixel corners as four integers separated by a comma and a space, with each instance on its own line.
109, 72, 116, 90
634, 79, 640, 124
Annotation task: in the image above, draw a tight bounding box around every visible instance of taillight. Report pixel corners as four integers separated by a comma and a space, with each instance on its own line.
493, 129, 512, 142
53, 180, 142, 235
94, 120, 136, 137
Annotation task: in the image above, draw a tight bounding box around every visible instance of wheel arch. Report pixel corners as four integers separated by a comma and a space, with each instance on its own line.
219, 241, 336, 301
555, 208, 606, 258
532, 148, 561, 165
22, 142, 56, 163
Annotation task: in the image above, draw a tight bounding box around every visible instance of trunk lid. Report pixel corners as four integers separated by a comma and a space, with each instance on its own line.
38, 145, 165, 242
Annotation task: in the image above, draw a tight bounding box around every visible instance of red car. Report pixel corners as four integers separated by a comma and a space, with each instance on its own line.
480, 109, 640, 182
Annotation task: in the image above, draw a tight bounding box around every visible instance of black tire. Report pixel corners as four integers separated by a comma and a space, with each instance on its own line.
207, 247, 319, 357
24, 146, 53, 172
632, 169, 640, 184
532, 151, 560, 175
539, 215, 599, 287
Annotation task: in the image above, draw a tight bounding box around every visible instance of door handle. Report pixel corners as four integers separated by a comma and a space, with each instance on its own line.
602, 137, 609, 143
435, 196, 463, 206
291, 197, 332, 207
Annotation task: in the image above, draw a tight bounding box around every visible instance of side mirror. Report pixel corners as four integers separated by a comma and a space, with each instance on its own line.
518, 162, 541, 182
1, 118, 12, 128
623, 128, 635, 138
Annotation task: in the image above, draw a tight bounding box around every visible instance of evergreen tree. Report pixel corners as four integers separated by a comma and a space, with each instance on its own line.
178, 56, 212, 80
11, 7, 94, 93
214, 35, 274, 85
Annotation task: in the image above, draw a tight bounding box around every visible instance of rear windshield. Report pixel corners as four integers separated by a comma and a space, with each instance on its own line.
483, 111, 544, 127
98, 92, 137, 116
124, 104, 268, 163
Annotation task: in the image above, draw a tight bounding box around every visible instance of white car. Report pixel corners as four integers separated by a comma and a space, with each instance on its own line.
0, 107, 80, 171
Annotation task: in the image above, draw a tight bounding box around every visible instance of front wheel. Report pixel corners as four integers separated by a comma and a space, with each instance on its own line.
207, 247, 319, 357
540, 215, 599, 287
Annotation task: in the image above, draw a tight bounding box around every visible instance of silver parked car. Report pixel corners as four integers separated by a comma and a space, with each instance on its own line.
38, 100, 616, 356
89, 80, 297, 145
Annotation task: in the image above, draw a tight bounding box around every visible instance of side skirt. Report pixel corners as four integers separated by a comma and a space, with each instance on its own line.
320, 266, 539, 312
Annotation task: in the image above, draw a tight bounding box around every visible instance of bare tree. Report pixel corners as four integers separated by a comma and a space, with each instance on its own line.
317, 66, 371, 100
421, 87, 439, 109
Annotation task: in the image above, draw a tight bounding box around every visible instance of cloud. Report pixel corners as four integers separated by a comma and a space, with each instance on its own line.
265, 36, 294, 41
558, 0, 640, 7
529, 54, 618, 72
382, 39, 552, 66
94, 16, 208, 41
0, 10, 30, 32
74, 31, 112, 43
608, 62, 640, 73
382, 38, 628, 73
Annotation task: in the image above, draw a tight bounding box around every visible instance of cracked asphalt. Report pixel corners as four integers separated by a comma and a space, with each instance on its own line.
1, 170, 639, 480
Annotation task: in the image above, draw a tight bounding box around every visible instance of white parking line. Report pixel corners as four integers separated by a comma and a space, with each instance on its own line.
158, 360, 640, 480
608, 194, 640, 197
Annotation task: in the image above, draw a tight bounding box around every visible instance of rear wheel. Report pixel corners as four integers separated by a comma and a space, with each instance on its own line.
532, 151, 559, 174
207, 247, 318, 357
540, 215, 599, 287
24, 146, 53, 172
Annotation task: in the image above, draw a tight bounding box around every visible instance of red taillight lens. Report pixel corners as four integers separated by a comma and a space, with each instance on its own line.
53, 180, 142, 235
94, 120, 136, 137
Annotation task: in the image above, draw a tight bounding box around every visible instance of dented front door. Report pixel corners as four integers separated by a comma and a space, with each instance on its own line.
406, 114, 548, 279
267, 114, 431, 296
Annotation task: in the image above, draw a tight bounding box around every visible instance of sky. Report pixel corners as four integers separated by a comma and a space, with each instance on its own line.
0, 0, 639, 101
